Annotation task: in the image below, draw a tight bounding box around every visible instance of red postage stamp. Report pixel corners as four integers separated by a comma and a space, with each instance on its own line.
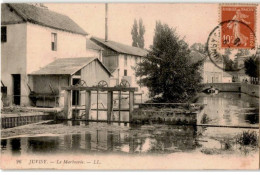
221, 5, 256, 49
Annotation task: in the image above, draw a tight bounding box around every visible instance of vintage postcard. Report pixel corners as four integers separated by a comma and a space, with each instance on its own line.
0, 2, 259, 170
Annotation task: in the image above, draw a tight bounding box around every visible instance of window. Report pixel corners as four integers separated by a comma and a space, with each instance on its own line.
124, 55, 127, 66
1, 26, 7, 43
124, 69, 127, 76
51, 33, 57, 51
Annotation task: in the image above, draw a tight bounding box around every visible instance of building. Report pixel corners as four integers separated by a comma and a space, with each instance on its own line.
90, 37, 149, 100
202, 57, 223, 83
29, 57, 111, 107
222, 72, 233, 83
1, 3, 103, 106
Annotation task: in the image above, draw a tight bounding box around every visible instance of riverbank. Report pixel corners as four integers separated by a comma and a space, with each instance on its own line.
204, 83, 259, 98
1, 121, 258, 169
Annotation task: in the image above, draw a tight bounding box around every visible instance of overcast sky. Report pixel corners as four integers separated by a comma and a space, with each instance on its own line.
45, 3, 260, 49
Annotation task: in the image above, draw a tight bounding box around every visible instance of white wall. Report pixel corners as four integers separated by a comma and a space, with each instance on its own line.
1, 21, 101, 106
26, 23, 100, 74
203, 61, 223, 83
1, 23, 29, 105
117, 54, 149, 101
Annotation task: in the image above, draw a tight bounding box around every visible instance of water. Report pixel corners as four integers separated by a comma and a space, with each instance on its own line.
1, 92, 259, 156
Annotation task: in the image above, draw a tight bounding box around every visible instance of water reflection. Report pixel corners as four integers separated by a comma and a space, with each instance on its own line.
1, 93, 259, 156
1, 125, 202, 155
197, 92, 259, 126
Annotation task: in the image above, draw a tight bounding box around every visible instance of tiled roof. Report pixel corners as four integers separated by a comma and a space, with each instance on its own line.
7, 3, 87, 35
30, 57, 111, 75
91, 37, 148, 57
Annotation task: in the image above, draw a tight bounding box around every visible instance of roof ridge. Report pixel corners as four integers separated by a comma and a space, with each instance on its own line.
91, 36, 148, 57
7, 3, 88, 35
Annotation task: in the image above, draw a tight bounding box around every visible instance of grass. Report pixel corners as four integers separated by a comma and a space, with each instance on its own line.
236, 131, 258, 146
200, 114, 211, 124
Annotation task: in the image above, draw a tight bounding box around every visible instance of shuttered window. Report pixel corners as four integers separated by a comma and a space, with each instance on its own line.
1, 26, 7, 43
51, 33, 57, 51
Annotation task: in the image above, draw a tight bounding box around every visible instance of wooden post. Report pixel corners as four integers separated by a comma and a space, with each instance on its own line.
118, 91, 121, 122
129, 91, 134, 122
85, 90, 91, 120
107, 91, 113, 123
64, 90, 72, 119
97, 90, 99, 120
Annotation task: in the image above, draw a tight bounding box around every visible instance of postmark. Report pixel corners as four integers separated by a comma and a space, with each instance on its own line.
206, 4, 258, 71
220, 5, 256, 49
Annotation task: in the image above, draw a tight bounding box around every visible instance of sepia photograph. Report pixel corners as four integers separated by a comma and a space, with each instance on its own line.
0, 2, 259, 170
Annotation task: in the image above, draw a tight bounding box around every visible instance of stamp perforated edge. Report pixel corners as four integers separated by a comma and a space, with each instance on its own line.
218, 3, 258, 50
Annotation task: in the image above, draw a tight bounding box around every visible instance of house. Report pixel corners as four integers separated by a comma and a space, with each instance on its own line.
1, 3, 103, 106
29, 57, 111, 107
222, 72, 233, 83
90, 37, 149, 100
189, 50, 223, 83
202, 57, 223, 83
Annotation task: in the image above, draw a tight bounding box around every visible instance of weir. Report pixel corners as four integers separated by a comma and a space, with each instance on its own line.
62, 86, 138, 122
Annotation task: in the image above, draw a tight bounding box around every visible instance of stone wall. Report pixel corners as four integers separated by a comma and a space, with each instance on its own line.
203, 83, 259, 98
203, 83, 241, 92
241, 83, 259, 98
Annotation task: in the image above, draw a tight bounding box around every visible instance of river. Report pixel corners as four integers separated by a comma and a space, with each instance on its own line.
1, 92, 259, 168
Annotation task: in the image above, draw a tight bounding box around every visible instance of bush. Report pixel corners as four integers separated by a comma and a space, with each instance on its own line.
200, 114, 211, 124
236, 131, 258, 146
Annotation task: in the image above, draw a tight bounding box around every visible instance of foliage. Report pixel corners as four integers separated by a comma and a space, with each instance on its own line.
136, 21, 203, 102
200, 114, 211, 124
138, 19, 145, 48
131, 18, 145, 48
190, 43, 206, 54
236, 131, 258, 146
223, 55, 236, 71
131, 19, 139, 47
244, 55, 259, 78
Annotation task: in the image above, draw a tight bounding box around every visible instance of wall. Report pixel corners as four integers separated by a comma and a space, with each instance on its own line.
203, 83, 241, 92
80, 60, 111, 106
241, 83, 259, 98
118, 54, 141, 87
118, 54, 150, 101
203, 60, 223, 83
1, 22, 28, 105
26, 23, 98, 74
32, 75, 69, 94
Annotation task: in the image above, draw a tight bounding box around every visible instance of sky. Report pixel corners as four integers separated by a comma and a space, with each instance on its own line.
45, 3, 260, 49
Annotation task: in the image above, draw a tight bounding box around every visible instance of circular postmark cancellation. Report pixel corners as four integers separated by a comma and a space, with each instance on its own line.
206, 20, 257, 71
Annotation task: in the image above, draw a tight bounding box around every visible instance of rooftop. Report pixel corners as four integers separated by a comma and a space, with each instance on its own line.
86, 38, 103, 51
30, 57, 111, 75
5, 3, 87, 35
91, 37, 148, 57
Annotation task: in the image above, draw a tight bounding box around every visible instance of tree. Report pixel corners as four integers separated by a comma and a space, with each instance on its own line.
131, 18, 145, 48
190, 43, 206, 54
136, 21, 203, 102
244, 56, 259, 78
131, 19, 138, 47
138, 18, 145, 48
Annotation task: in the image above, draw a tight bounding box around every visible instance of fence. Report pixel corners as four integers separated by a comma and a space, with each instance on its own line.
1, 92, 143, 108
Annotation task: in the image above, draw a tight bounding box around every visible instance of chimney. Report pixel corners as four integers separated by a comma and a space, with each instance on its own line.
105, 3, 108, 42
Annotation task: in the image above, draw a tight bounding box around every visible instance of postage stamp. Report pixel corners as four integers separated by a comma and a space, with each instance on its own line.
1, 3, 260, 170
220, 5, 257, 49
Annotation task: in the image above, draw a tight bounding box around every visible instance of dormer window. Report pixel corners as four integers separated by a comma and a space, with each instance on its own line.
51, 33, 57, 51
1, 26, 7, 43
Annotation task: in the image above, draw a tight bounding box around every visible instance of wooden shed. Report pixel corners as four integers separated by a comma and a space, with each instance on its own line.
29, 57, 111, 107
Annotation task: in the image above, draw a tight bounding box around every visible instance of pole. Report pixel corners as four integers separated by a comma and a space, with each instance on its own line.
85, 91, 91, 120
